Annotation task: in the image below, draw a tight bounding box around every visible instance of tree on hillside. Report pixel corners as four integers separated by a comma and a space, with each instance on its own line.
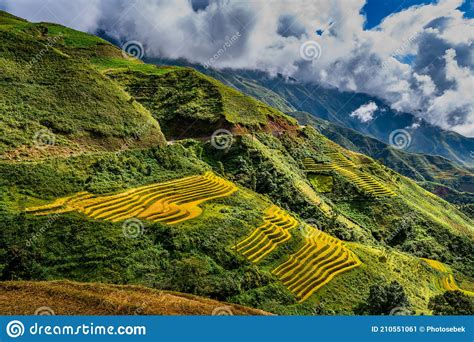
428, 290, 474, 315
355, 281, 411, 315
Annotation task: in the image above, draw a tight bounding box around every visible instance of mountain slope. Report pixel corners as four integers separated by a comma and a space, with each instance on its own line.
0, 280, 270, 315
103, 66, 296, 141
291, 112, 474, 210
1, 11, 473, 316
175, 65, 474, 197
0, 11, 165, 161
185, 66, 474, 168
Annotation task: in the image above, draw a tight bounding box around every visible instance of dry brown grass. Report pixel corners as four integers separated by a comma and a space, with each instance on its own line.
0, 281, 271, 316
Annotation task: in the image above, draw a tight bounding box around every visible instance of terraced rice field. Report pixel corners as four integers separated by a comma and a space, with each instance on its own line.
234, 205, 298, 263
422, 258, 474, 296
303, 156, 395, 197
325, 152, 358, 168
273, 224, 361, 302
26, 172, 237, 224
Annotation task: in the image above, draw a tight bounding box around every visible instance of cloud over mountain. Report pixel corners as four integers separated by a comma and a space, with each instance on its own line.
350, 102, 378, 123
3, 0, 473, 136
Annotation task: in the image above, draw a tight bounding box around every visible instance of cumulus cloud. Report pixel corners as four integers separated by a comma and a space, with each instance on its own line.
350, 102, 378, 123
3, 0, 474, 136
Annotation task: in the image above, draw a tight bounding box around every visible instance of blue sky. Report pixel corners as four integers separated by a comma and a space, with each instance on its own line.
362, 0, 473, 28
362, 0, 433, 28
458, 0, 474, 17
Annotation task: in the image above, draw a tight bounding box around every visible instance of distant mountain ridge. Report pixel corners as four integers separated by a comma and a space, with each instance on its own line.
147, 60, 473, 199
291, 111, 474, 213
154, 61, 473, 168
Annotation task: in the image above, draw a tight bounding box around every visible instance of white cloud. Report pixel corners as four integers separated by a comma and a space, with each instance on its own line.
425, 48, 474, 133
350, 102, 378, 123
3, 0, 474, 136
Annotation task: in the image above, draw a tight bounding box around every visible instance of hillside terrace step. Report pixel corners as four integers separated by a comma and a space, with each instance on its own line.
272, 225, 361, 302
26, 172, 238, 225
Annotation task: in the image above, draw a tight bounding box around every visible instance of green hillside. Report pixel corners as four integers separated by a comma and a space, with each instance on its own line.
101, 65, 296, 140
292, 112, 474, 200
0, 11, 473, 315
194, 67, 474, 168
186, 66, 474, 200
0, 12, 165, 160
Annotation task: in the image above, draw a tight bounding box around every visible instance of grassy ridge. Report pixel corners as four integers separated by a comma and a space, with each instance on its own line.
0, 280, 271, 315
0, 12, 165, 158
103, 67, 296, 140
0, 11, 473, 315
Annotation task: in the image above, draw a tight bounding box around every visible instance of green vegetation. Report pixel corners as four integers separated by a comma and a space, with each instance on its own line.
0, 11, 473, 315
0, 13, 165, 158
104, 67, 295, 139
291, 112, 474, 198
355, 281, 411, 315
92, 57, 178, 75
428, 291, 474, 315
309, 175, 333, 193
303, 156, 395, 197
